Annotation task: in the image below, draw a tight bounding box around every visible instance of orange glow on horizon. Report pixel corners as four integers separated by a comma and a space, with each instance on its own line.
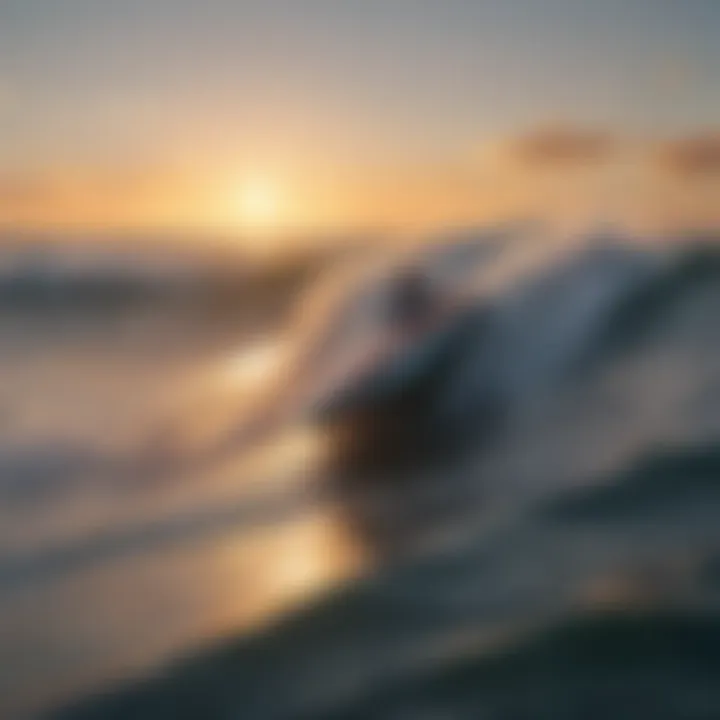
233, 177, 285, 232
1, 143, 718, 240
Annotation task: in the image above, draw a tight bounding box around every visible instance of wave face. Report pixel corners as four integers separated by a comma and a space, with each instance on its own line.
313, 235, 720, 560
14, 230, 720, 719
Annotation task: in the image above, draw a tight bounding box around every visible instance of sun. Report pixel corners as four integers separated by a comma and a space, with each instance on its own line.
236, 177, 284, 231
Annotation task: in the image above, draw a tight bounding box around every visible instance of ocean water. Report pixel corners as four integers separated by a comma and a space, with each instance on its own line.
0, 277, 356, 719
4, 232, 720, 719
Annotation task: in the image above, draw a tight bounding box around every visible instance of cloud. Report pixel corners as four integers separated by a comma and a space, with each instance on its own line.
657, 132, 720, 178
509, 127, 616, 168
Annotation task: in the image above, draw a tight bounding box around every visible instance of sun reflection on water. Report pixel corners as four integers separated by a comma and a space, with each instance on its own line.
220, 339, 287, 389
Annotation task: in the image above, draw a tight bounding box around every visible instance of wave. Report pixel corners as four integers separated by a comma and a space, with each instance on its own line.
40, 229, 720, 718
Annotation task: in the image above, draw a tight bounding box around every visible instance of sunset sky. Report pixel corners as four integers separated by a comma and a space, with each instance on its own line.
1, 0, 719, 237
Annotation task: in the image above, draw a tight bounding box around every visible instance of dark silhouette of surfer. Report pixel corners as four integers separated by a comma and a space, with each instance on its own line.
131, 231, 518, 559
